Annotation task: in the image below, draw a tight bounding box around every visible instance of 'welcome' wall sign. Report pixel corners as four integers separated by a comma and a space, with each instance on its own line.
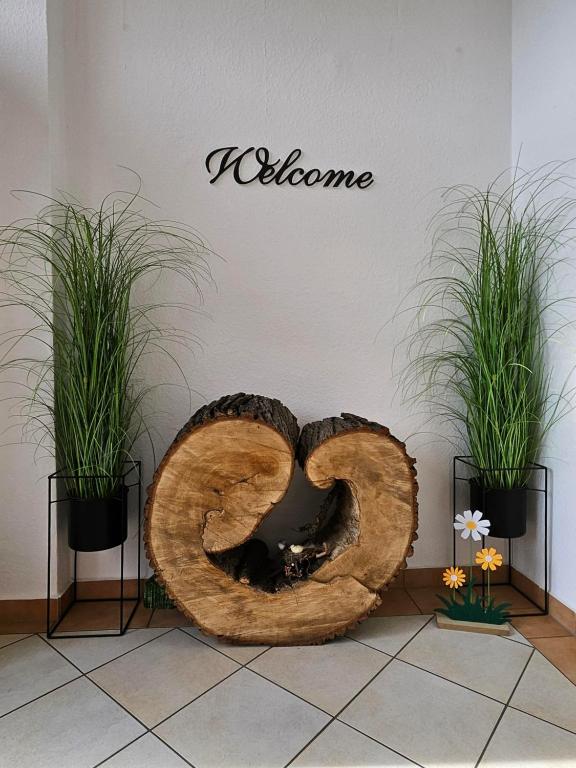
205, 146, 374, 189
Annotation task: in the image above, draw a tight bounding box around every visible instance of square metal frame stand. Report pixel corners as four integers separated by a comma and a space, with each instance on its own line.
452, 456, 548, 617
47, 460, 142, 638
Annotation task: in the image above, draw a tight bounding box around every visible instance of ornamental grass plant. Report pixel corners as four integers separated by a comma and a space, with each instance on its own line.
403, 163, 576, 489
0, 187, 211, 499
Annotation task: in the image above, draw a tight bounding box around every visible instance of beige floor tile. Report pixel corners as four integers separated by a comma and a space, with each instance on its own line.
248, 638, 389, 715
512, 614, 572, 638
505, 626, 532, 646
0, 633, 30, 649
372, 589, 420, 616
89, 629, 238, 727
398, 620, 532, 702
0, 635, 79, 716
480, 707, 576, 767
46, 627, 170, 672
148, 609, 192, 627
101, 733, 189, 767
182, 626, 268, 663
0, 677, 144, 768
346, 615, 431, 656
510, 650, 576, 733
532, 636, 576, 684
291, 720, 415, 767
155, 668, 329, 768
340, 659, 503, 768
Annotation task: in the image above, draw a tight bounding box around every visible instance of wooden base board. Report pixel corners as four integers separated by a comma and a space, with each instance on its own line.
436, 613, 511, 636
0, 579, 144, 633
1, 569, 574, 635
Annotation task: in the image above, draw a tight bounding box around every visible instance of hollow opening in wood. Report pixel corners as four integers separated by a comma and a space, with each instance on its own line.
208, 479, 360, 592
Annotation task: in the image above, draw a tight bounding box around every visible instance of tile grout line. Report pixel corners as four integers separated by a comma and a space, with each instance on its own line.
36, 632, 151, 729
343, 617, 432, 655
151, 667, 244, 730
89, 733, 173, 768
74, 619, 576, 756
473, 646, 536, 768
40, 630, 201, 768
244, 666, 337, 717
500, 633, 532, 646
48, 617, 543, 768
347, 617, 524, 706
176, 626, 270, 665
149, 634, 297, 732
91, 731, 198, 768
46, 625, 173, 675
529, 643, 576, 688
281, 718, 334, 767
0, 634, 33, 650
38, 628, 201, 768
33, 625, 270, 765
283, 615, 557, 767
19, 619, 574, 765
393, 657, 510, 706
152, 636, 345, 730
148, 642, 298, 765
506, 703, 576, 738
0, 672, 84, 721
147, 733, 198, 768
90, 733, 147, 768
334, 719, 424, 767
5, 617, 574, 767
283, 615, 436, 768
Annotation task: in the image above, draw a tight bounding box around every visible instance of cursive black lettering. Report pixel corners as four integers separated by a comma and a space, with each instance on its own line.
286, 168, 305, 185
318, 169, 355, 188
205, 146, 374, 190
355, 171, 374, 189
302, 169, 320, 186
274, 149, 303, 184
205, 146, 258, 184
255, 147, 280, 184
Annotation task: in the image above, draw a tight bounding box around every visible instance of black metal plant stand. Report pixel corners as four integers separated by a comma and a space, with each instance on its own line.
452, 456, 548, 617
47, 461, 142, 638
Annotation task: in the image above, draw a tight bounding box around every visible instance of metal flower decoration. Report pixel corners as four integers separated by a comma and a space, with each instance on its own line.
454, 510, 490, 541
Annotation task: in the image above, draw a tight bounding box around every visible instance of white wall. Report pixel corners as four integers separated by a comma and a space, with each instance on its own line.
0, 0, 54, 599
1, 0, 512, 595
512, 0, 576, 612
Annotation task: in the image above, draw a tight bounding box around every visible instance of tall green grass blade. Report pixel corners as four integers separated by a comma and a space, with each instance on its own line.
401, 163, 576, 488
0, 186, 213, 498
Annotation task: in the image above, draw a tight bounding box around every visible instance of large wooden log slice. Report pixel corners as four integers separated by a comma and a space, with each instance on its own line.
145, 394, 418, 645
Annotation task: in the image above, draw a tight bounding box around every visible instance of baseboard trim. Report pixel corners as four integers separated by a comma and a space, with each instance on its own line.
1, 570, 574, 635
0, 579, 144, 633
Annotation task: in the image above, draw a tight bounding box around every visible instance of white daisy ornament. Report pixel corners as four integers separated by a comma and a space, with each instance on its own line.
454, 510, 490, 541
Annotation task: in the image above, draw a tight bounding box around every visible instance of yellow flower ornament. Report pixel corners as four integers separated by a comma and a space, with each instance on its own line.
475, 547, 503, 571
442, 566, 466, 589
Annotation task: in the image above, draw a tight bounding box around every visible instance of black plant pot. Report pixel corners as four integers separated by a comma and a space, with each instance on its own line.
469, 478, 528, 538
67, 486, 128, 552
